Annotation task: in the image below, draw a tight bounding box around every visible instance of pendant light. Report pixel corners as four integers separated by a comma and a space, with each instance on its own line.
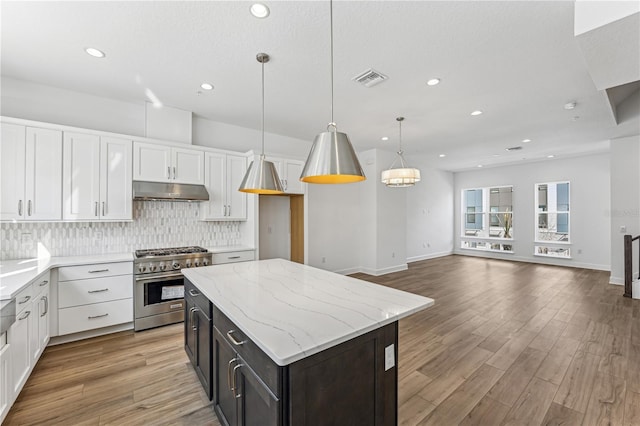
300, 0, 365, 184
239, 53, 284, 194
381, 117, 421, 187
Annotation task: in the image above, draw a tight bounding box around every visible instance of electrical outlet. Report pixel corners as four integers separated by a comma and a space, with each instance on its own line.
392, 252, 395, 258
423, 242, 427, 248
620, 225, 627, 233
322, 257, 326, 263
384, 344, 395, 371
94, 231, 103, 240
577, 249, 582, 254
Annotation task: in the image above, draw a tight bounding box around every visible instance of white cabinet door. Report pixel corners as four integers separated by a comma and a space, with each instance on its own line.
0, 123, 26, 221
24, 127, 63, 221
0, 339, 11, 422
226, 154, 247, 220
172, 147, 204, 184
133, 142, 171, 182
202, 153, 226, 220
284, 160, 305, 194
36, 286, 50, 359
63, 132, 101, 220
100, 137, 132, 220
9, 308, 32, 395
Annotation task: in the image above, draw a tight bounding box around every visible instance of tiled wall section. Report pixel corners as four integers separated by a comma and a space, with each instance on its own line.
0, 201, 244, 260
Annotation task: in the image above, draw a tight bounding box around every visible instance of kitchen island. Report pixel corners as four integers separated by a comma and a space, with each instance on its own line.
182, 258, 433, 426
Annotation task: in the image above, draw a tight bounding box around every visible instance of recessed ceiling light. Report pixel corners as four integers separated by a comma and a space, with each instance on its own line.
439, 154, 446, 158
547, 155, 555, 158
426, 78, 440, 86
522, 139, 532, 143
250, 3, 270, 18
381, 136, 389, 141
564, 102, 577, 110
200, 83, 214, 90
477, 165, 483, 168
85, 47, 105, 58
471, 110, 483, 116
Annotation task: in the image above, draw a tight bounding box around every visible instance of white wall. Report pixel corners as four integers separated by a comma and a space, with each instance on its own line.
406, 156, 455, 262
610, 135, 640, 283
454, 153, 611, 271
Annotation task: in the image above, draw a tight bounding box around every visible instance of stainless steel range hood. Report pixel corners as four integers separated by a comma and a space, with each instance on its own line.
133, 181, 209, 201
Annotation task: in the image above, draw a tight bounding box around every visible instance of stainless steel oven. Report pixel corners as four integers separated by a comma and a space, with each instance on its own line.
134, 246, 212, 331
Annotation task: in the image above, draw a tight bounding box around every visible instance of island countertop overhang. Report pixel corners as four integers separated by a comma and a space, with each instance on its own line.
182, 258, 434, 366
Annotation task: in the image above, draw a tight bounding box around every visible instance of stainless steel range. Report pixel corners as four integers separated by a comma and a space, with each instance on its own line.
134, 246, 212, 331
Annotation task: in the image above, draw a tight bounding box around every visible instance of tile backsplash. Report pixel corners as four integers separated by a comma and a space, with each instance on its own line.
0, 201, 245, 260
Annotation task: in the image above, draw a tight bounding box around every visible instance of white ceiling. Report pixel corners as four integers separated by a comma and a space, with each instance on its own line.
1, 1, 637, 171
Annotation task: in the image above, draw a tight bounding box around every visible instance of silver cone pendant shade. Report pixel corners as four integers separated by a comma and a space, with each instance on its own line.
238, 52, 284, 195
300, 128, 365, 184
238, 155, 284, 194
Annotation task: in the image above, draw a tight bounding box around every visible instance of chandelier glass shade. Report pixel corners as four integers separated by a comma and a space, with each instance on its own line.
381, 117, 421, 187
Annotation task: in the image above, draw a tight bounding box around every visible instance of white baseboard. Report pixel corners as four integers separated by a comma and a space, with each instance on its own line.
453, 250, 610, 272
407, 250, 453, 264
333, 267, 362, 276
334, 264, 408, 277
609, 276, 624, 285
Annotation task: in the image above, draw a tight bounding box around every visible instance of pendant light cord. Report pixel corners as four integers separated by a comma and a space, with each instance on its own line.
329, 0, 335, 128
261, 58, 265, 157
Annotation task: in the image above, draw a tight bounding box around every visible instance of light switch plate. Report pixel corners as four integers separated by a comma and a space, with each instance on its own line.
384, 344, 395, 371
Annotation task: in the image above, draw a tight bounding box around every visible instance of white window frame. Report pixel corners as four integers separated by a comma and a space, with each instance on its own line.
534, 181, 571, 259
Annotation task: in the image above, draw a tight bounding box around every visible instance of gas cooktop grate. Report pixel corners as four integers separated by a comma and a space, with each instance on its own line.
135, 246, 208, 258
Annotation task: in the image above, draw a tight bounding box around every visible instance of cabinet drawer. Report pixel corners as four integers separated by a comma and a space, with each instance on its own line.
59, 298, 133, 335
58, 262, 132, 281
211, 250, 254, 265
213, 306, 281, 397
32, 271, 51, 298
15, 284, 34, 316
184, 279, 212, 316
59, 275, 132, 308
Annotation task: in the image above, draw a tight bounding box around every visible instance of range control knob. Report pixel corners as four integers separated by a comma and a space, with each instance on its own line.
172, 262, 180, 270
185, 260, 191, 268
202, 259, 209, 266
194, 260, 200, 267
138, 265, 146, 273
149, 265, 157, 272
159, 263, 166, 271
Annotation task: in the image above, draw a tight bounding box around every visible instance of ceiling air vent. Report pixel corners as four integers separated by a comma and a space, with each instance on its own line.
352, 68, 388, 88
506, 146, 523, 152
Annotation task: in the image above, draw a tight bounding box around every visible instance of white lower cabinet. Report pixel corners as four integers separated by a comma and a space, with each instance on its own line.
10, 284, 34, 396
33, 274, 51, 361
57, 262, 133, 336
0, 336, 11, 422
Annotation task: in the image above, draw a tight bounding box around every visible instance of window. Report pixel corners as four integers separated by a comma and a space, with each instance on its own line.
461, 186, 513, 253
535, 181, 571, 258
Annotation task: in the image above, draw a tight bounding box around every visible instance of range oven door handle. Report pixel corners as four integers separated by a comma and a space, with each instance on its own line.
135, 273, 183, 282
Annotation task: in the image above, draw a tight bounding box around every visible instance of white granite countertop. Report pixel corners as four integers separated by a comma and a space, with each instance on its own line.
206, 245, 255, 254
182, 258, 434, 366
0, 253, 133, 300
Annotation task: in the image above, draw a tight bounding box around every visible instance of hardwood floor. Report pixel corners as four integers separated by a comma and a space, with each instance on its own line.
5, 255, 639, 425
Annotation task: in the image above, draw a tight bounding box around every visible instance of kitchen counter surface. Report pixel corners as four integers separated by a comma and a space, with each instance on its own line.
206, 245, 254, 254
0, 253, 133, 300
182, 258, 434, 366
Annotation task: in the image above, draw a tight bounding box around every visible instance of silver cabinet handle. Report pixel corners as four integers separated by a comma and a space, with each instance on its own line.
19, 295, 31, 304
167, 166, 171, 180
18, 199, 23, 216
228, 256, 241, 260
41, 295, 48, 316
224, 205, 228, 216
88, 269, 109, 273
88, 313, 109, 319
39, 280, 48, 287
228, 358, 238, 392
284, 179, 288, 190
173, 166, 176, 180
102, 201, 106, 216
232, 363, 243, 399
227, 330, 246, 346
227, 205, 231, 216
19, 310, 31, 320
28, 200, 32, 216
94, 201, 98, 217
188, 289, 200, 297
170, 302, 183, 309
88, 288, 109, 293
191, 307, 199, 331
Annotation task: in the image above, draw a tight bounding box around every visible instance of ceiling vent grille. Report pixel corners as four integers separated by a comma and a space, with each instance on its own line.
506, 146, 523, 151
352, 68, 388, 88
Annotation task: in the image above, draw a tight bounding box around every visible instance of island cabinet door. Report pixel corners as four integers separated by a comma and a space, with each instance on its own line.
184, 294, 213, 400
288, 322, 398, 426
237, 357, 280, 426
213, 326, 238, 426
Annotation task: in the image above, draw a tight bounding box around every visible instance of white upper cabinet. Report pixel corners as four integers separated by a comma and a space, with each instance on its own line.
266, 156, 305, 194
201, 152, 247, 221
133, 142, 204, 185
63, 132, 132, 220
1, 123, 62, 221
